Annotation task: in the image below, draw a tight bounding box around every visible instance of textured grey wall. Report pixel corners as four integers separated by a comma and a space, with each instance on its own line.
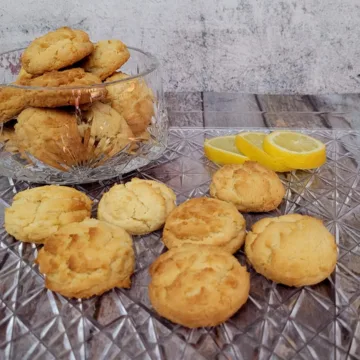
1, 0, 360, 93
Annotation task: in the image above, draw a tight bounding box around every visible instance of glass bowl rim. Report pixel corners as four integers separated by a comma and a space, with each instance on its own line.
0, 46, 160, 91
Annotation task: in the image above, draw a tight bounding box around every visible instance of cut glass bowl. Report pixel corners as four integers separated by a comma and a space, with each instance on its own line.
0, 47, 168, 184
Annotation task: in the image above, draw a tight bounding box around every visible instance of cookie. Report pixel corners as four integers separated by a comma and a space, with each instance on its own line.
21, 27, 94, 75
16, 67, 34, 82
245, 214, 337, 287
131, 178, 176, 215
79, 102, 134, 157
149, 245, 250, 328
105, 72, 154, 135
5, 185, 92, 244
0, 87, 28, 123
81, 40, 130, 80
17, 68, 106, 108
98, 178, 176, 235
163, 197, 246, 254
0, 128, 19, 153
36, 218, 135, 298
210, 162, 285, 212
15, 107, 85, 169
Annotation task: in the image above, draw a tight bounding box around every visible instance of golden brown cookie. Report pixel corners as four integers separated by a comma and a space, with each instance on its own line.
16, 68, 106, 108
5, 185, 92, 244
210, 162, 285, 212
36, 218, 135, 298
245, 214, 337, 287
21, 27, 94, 75
79, 102, 134, 157
149, 245, 250, 328
81, 40, 130, 80
15, 107, 85, 169
105, 72, 154, 135
0, 87, 28, 123
163, 197, 246, 254
16, 67, 34, 82
98, 178, 176, 235
0, 128, 19, 153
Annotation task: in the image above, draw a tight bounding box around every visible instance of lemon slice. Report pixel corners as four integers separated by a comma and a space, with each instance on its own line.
263, 131, 326, 169
204, 136, 249, 165
235, 132, 293, 172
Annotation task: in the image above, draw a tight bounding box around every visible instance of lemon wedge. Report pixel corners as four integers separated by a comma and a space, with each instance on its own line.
235, 132, 293, 172
204, 136, 249, 165
263, 131, 326, 169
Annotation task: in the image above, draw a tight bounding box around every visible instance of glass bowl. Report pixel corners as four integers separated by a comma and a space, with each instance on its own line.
0, 47, 168, 184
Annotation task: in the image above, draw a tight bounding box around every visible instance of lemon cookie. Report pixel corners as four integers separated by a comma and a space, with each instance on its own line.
5, 185, 92, 244
17, 68, 105, 108
36, 218, 134, 298
105, 72, 154, 135
149, 245, 250, 328
81, 40, 130, 80
210, 162, 285, 212
79, 102, 134, 157
0, 87, 28, 123
16, 67, 34, 82
15, 107, 85, 169
98, 178, 176, 235
0, 128, 19, 153
21, 27, 93, 75
131, 178, 176, 215
163, 197, 246, 254
245, 214, 337, 287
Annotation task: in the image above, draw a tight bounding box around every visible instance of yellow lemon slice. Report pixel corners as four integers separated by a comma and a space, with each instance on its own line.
235, 132, 293, 172
263, 131, 326, 169
204, 136, 249, 165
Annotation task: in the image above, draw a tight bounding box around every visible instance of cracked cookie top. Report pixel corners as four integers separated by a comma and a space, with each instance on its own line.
36, 218, 134, 298
245, 214, 337, 287
148, 244, 250, 328
105, 72, 154, 135
4, 185, 92, 244
97, 178, 176, 235
21, 27, 94, 75
163, 197, 246, 254
210, 161, 285, 212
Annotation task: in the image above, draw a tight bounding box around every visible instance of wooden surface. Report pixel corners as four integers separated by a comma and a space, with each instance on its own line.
166, 92, 360, 129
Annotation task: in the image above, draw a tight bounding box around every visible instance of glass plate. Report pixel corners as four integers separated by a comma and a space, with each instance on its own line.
0, 128, 359, 360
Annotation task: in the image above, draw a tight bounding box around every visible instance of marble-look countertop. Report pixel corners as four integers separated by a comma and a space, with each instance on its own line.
166, 92, 360, 129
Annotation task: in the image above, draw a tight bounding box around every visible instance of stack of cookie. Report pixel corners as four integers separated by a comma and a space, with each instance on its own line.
4, 160, 338, 329
0, 27, 155, 169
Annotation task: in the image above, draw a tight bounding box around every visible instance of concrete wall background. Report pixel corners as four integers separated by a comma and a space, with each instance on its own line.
1, 0, 360, 93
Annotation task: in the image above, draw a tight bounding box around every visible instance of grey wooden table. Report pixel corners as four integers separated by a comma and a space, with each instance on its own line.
166, 92, 360, 129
